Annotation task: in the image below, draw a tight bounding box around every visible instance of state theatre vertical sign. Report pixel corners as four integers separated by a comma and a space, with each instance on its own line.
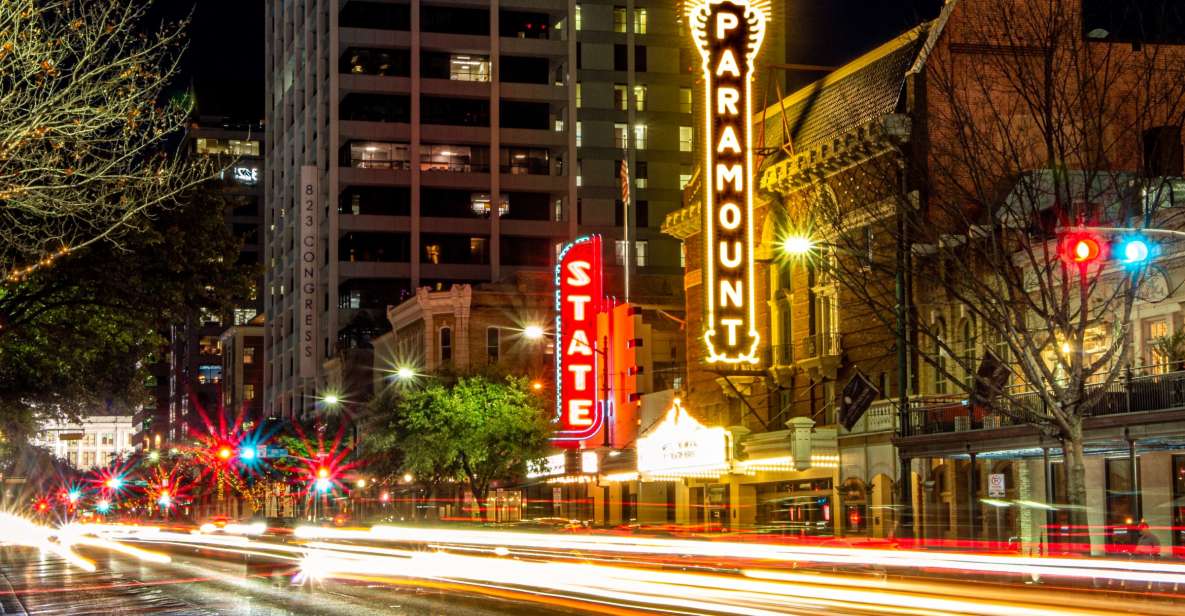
552, 235, 605, 445
692, 0, 765, 364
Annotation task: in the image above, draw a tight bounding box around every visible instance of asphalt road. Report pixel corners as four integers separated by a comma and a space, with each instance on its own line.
0, 546, 585, 616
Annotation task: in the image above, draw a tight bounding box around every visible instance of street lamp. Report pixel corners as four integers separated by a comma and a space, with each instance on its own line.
323, 393, 340, 406
523, 324, 546, 340
394, 366, 416, 381
781, 235, 815, 256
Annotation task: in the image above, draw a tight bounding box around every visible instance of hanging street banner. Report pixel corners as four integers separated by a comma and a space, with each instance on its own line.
552, 235, 605, 445
839, 370, 880, 431
691, 0, 766, 365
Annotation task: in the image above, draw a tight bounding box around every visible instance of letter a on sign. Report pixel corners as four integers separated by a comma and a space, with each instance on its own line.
690, 0, 765, 364
553, 235, 605, 446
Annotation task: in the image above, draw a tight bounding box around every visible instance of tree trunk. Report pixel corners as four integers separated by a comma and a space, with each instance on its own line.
1063, 419, 1091, 554
472, 486, 490, 522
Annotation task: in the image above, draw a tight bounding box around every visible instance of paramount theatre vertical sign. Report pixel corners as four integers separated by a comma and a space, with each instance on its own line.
691, 0, 765, 364
299, 165, 319, 378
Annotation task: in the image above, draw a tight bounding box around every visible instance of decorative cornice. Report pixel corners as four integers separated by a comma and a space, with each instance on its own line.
760, 115, 910, 196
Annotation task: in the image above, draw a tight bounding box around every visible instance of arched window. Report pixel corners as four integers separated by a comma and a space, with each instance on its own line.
933, 319, 948, 394
959, 316, 977, 385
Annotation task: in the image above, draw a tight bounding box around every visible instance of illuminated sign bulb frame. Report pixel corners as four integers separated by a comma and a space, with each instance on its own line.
691, 0, 765, 365
551, 235, 606, 444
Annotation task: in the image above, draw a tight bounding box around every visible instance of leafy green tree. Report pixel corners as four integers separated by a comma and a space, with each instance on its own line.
0, 184, 257, 469
365, 375, 552, 521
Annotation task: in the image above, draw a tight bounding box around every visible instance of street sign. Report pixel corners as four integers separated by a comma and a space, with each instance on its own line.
988, 473, 1006, 497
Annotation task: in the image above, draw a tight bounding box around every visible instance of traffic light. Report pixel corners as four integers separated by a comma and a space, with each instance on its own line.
240, 446, 257, 461
1059, 232, 1104, 266
1059, 230, 1158, 270
1116, 235, 1156, 266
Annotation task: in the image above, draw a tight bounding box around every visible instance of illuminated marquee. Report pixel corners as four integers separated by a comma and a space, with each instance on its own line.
637, 398, 732, 478
552, 235, 604, 445
691, 0, 765, 364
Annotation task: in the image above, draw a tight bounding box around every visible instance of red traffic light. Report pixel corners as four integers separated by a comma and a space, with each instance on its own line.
1059, 232, 1106, 266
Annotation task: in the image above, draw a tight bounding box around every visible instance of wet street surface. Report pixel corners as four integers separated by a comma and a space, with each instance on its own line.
0, 547, 581, 616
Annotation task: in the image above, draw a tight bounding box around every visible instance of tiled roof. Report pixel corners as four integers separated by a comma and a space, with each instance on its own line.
756, 25, 931, 161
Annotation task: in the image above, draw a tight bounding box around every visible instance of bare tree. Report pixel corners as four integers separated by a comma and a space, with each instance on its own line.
0, 0, 208, 282
797, 1, 1185, 535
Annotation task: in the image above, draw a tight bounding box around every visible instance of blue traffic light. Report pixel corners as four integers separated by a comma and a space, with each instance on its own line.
1116, 236, 1155, 266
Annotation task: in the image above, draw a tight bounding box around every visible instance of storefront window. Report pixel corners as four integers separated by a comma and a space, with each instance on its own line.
755, 479, 834, 536
842, 479, 867, 534
1105, 457, 1138, 548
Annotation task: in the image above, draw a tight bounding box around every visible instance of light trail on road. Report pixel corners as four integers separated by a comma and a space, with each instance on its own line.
10, 517, 1185, 615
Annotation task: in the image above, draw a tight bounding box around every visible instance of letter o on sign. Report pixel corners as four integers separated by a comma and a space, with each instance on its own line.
718, 202, 741, 230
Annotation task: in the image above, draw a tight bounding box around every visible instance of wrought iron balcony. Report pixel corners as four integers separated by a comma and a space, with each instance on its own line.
900, 367, 1185, 437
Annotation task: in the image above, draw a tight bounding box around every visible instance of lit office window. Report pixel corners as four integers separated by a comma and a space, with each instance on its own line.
635, 161, 648, 188
576, 121, 583, 146
614, 84, 628, 110
680, 87, 693, 114
679, 126, 693, 152
613, 6, 627, 33
633, 85, 647, 111
614, 240, 648, 267
634, 9, 648, 34
615, 123, 628, 149
575, 4, 582, 31
449, 54, 490, 81
633, 124, 647, 150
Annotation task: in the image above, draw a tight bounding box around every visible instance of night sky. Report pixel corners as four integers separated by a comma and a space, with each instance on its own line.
172, 1, 943, 123
154, 0, 266, 122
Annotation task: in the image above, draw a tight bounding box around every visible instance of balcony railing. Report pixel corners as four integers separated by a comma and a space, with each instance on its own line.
797, 332, 841, 360
902, 367, 1185, 437
769, 343, 794, 366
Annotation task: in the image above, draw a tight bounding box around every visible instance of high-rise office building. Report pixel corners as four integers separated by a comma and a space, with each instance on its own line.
263, 1, 711, 418
134, 118, 265, 447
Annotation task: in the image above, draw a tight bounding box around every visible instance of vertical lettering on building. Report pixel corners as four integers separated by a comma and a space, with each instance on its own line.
299, 165, 319, 378
691, 0, 764, 364
553, 235, 604, 445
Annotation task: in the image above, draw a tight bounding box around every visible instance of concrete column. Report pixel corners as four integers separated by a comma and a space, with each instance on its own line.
489, 0, 501, 281
410, 0, 422, 287
1084, 455, 1106, 556
1140, 452, 1173, 557
967, 452, 978, 540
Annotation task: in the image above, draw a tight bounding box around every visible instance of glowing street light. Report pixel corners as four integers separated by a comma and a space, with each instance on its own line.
395, 366, 416, 381
67, 490, 81, 504
355, 478, 367, 488
147, 450, 160, 462
523, 324, 546, 340
105, 477, 123, 491
781, 235, 815, 256
323, 393, 340, 406
158, 491, 172, 508
240, 446, 257, 461
401, 473, 414, 483
96, 499, 111, 513
218, 447, 232, 460
315, 478, 332, 493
